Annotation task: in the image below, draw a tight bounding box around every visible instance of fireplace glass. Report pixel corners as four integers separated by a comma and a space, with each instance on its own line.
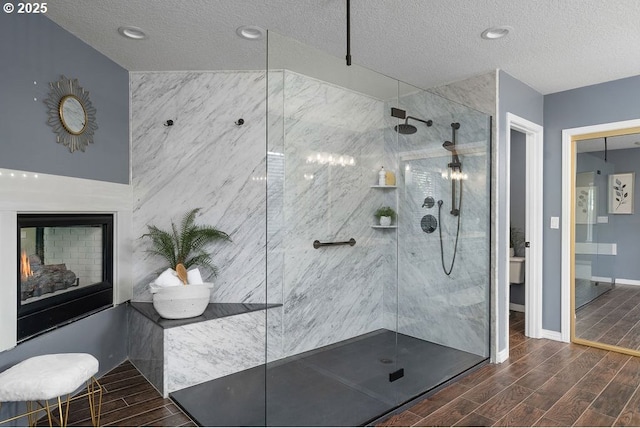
17, 214, 113, 341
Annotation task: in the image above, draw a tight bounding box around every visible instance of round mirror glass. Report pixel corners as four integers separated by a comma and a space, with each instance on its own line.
59, 95, 87, 135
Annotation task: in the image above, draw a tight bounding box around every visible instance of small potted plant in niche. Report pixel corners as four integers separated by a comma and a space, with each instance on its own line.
142, 208, 231, 319
374, 206, 396, 227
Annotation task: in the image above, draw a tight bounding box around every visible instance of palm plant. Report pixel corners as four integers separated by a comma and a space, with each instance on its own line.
142, 208, 231, 277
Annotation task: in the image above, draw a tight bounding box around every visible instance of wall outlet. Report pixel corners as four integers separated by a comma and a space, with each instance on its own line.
550, 216, 560, 229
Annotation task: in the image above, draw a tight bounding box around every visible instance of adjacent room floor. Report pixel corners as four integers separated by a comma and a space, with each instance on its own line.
170, 329, 485, 426
378, 311, 640, 427
575, 284, 640, 350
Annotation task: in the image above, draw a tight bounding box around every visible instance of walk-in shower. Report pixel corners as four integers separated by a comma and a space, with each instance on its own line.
170, 31, 491, 427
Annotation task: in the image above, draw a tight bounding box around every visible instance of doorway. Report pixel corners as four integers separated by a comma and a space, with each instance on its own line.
505, 113, 544, 347
561, 118, 640, 352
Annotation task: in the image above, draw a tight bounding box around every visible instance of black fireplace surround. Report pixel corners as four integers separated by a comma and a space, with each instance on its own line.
17, 214, 114, 341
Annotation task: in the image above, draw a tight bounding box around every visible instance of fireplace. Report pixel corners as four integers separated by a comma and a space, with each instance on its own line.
17, 214, 114, 341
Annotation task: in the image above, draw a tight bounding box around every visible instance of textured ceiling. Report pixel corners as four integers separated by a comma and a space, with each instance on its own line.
45, 0, 640, 94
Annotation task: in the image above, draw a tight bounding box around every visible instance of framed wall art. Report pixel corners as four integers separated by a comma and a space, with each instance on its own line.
609, 172, 634, 214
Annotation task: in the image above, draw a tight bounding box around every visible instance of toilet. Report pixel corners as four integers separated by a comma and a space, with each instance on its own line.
510, 256, 525, 284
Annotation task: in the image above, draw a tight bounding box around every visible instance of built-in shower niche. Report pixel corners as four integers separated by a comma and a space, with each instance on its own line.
17, 213, 113, 341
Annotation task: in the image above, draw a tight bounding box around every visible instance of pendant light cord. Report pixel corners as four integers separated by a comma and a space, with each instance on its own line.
346, 0, 352, 66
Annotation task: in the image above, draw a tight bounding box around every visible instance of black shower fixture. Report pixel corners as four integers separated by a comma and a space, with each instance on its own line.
395, 116, 433, 135
390, 107, 432, 134
443, 122, 462, 175
437, 122, 463, 276
443, 122, 462, 216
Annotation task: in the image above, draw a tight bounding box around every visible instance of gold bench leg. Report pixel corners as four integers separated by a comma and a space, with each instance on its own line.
0, 377, 101, 427
86, 377, 102, 427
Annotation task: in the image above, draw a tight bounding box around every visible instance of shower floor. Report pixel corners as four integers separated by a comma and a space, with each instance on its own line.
170, 329, 486, 427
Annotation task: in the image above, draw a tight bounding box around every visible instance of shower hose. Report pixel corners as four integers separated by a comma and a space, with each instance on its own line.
438, 179, 462, 276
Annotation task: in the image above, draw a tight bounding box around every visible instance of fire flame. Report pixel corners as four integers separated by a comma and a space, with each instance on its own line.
20, 250, 32, 279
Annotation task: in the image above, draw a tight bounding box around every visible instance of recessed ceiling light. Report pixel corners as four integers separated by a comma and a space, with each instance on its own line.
481, 26, 512, 40
236, 25, 265, 41
118, 26, 147, 40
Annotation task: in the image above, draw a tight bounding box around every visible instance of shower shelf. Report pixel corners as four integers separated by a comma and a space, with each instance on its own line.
370, 185, 396, 189
371, 225, 397, 229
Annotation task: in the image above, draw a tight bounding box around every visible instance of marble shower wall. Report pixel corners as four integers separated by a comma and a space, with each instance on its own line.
131, 71, 268, 303
130, 68, 491, 363
389, 90, 491, 357
267, 71, 392, 358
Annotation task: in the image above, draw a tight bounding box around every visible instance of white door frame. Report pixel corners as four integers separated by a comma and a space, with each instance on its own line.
505, 113, 544, 345
561, 118, 640, 343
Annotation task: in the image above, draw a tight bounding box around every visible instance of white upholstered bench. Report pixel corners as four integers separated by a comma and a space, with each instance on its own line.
0, 353, 102, 427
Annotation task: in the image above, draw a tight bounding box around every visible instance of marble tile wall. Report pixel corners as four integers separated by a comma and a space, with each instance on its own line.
268, 71, 391, 358
386, 89, 492, 356
130, 68, 492, 368
130, 71, 268, 303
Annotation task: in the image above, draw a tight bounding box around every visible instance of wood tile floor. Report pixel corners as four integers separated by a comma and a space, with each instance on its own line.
65, 360, 195, 427
576, 284, 640, 350
377, 311, 640, 427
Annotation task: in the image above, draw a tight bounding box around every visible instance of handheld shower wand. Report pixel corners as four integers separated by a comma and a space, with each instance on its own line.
438, 122, 463, 276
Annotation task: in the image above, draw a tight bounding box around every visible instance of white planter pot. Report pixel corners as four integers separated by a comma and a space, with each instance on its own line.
150, 283, 212, 319
379, 216, 392, 227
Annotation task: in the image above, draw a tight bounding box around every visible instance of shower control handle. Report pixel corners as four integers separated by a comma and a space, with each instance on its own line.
525, 241, 530, 248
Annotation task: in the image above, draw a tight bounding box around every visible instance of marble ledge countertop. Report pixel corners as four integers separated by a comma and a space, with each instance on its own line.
129, 301, 282, 329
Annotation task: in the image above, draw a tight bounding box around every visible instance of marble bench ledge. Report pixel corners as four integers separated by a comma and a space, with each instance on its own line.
129, 301, 282, 329
128, 301, 282, 397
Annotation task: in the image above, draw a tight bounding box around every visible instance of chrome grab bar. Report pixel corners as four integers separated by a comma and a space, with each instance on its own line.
313, 238, 356, 249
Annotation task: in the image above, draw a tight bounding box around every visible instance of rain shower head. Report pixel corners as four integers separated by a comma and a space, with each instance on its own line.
395, 120, 417, 135
394, 116, 433, 135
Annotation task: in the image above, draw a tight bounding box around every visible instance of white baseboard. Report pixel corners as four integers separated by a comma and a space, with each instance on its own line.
591, 276, 612, 283
541, 329, 565, 342
616, 278, 640, 286
496, 348, 509, 364
509, 303, 525, 312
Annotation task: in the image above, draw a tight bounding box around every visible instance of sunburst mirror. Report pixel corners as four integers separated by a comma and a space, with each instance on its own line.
44, 76, 98, 153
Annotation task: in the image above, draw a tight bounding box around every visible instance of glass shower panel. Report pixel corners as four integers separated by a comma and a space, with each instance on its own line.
395, 84, 491, 392
573, 141, 624, 348
266, 31, 402, 426
574, 152, 615, 317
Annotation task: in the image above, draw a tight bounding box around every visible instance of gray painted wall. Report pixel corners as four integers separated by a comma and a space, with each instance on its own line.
498, 71, 543, 348
544, 74, 640, 332
0, 305, 129, 425
0, 13, 129, 184
0, 14, 130, 425
510, 129, 526, 306
510, 129, 527, 254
